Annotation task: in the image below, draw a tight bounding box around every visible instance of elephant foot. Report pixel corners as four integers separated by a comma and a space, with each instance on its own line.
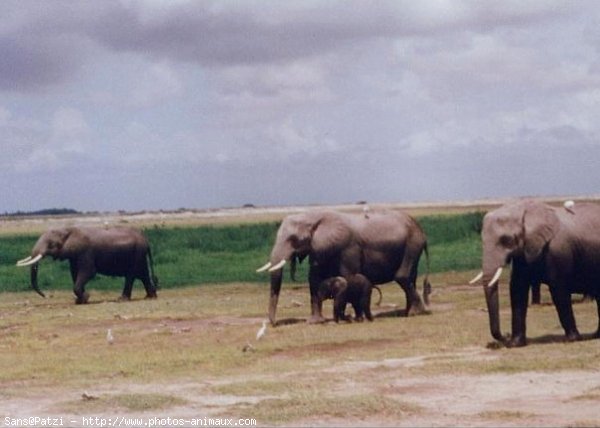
75, 292, 90, 305
118, 295, 131, 302
565, 331, 582, 342
307, 315, 327, 324
406, 302, 427, 317
145, 292, 157, 299
506, 336, 527, 348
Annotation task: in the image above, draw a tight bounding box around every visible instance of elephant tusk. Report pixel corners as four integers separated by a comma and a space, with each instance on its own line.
256, 262, 272, 273
469, 271, 483, 285
487, 267, 503, 288
16, 256, 33, 265
268, 259, 287, 272
16, 254, 43, 267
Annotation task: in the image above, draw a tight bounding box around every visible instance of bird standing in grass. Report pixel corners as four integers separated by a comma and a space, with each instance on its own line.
256, 320, 267, 340
106, 328, 114, 345
564, 200, 575, 214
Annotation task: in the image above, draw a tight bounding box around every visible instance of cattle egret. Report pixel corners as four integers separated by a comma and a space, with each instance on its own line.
363, 205, 370, 219
256, 320, 267, 340
106, 328, 114, 345
564, 200, 575, 214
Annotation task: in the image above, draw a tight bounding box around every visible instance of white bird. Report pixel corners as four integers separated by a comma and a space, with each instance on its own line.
564, 200, 575, 214
256, 320, 267, 341
106, 328, 114, 345
363, 205, 370, 219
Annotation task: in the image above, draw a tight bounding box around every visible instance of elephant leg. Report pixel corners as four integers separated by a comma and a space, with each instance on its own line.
395, 257, 425, 317
549, 285, 581, 342
507, 268, 529, 347
594, 297, 600, 339
308, 270, 326, 324
363, 290, 374, 321
120, 276, 135, 301
73, 269, 94, 304
141, 276, 158, 299
138, 262, 158, 299
530, 281, 541, 305
334, 299, 349, 323
352, 300, 364, 322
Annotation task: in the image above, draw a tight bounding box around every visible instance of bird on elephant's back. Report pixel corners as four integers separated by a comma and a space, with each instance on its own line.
16, 226, 159, 304
256, 209, 431, 326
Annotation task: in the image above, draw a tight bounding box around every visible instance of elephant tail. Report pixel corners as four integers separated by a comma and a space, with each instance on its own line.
147, 247, 160, 290
422, 242, 431, 306
373, 285, 383, 306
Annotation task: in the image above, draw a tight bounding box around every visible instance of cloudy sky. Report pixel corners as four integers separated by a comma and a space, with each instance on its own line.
2, 1, 600, 212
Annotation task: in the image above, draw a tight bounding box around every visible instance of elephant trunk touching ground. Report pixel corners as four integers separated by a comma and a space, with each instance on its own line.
29, 262, 45, 298
269, 269, 283, 325
481, 236, 508, 343
266, 239, 296, 325
17, 252, 46, 298
258, 210, 430, 326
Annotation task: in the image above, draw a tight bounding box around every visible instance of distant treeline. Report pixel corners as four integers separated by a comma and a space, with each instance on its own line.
1, 208, 80, 217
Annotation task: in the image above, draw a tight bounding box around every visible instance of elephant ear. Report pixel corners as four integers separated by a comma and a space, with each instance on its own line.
61, 228, 89, 254
523, 203, 560, 263
311, 213, 352, 256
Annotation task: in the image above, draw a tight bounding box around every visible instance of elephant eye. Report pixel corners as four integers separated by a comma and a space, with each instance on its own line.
499, 235, 514, 247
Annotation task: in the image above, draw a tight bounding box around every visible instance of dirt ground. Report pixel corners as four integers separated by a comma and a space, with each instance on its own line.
3, 200, 600, 427
3, 313, 600, 427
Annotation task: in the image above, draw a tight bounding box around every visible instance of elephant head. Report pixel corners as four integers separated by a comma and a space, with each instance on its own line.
16, 228, 83, 297
257, 211, 352, 325
318, 276, 347, 302
472, 200, 560, 342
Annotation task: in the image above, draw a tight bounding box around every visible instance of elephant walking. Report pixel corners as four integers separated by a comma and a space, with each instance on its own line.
17, 226, 159, 304
318, 274, 382, 322
257, 209, 430, 325
471, 199, 600, 347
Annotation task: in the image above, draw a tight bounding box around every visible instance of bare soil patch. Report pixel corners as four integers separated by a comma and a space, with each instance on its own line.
2, 340, 600, 427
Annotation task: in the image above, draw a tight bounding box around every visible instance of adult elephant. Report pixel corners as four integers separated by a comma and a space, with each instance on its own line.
16, 226, 159, 304
256, 209, 430, 325
471, 199, 600, 347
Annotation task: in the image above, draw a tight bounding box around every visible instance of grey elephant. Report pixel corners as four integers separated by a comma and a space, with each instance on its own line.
257, 209, 430, 325
318, 274, 382, 322
16, 226, 159, 304
471, 199, 600, 347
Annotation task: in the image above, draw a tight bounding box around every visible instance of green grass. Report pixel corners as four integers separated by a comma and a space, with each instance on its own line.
0, 213, 483, 293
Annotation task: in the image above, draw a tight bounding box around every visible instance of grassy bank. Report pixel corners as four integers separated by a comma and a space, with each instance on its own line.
0, 212, 484, 294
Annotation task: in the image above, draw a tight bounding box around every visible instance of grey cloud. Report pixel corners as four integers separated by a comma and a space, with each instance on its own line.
0, 1, 577, 93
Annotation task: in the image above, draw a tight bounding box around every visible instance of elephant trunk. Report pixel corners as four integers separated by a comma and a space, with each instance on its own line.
30, 262, 46, 298
483, 281, 503, 342
269, 269, 283, 326
482, 253, 506, 343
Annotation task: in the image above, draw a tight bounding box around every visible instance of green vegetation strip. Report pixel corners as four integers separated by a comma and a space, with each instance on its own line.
0, 212, 484, 293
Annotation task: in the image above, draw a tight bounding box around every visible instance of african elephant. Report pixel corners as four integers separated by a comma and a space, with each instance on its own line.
471, 199, 600, 347
318, 274, 382, 322
256, 209, 430, 325
16, 226, 158, 304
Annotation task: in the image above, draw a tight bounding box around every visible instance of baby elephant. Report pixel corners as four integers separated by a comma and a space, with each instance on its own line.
318, 274, 382, 322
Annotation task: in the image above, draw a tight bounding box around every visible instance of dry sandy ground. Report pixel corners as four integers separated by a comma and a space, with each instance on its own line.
3, 333, 600, 427
3, 198, 600, 426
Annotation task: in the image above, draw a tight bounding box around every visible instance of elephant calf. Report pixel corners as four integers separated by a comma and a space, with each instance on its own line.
318, 274, 381, 322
